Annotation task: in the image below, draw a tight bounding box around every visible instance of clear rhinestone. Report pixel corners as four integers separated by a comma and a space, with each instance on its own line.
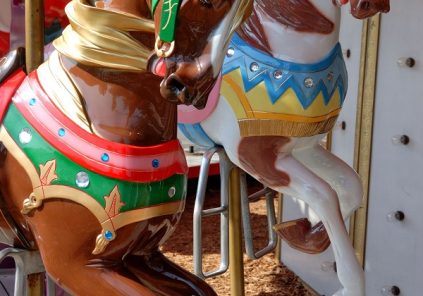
19, 128, 32, 144
75, 172, 90, 188
226, 47, 235, 57
327, 71, 334, 81
273, 70, 283, 80
250, 62, 260, 72
304, 77, 314, 88
168, 187, 176, 198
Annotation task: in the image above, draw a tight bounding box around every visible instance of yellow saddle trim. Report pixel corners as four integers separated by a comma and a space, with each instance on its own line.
222, 69, 342, 120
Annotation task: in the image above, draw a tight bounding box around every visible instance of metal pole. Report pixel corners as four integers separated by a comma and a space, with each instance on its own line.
27, 273, 45, 296
229, 167, 244, 296
24, 1, 45, 294
25, 0, 44, 72
275, 193, 283, 263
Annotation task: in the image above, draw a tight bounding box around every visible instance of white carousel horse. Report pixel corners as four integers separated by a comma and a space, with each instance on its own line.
178, 0, 390, 295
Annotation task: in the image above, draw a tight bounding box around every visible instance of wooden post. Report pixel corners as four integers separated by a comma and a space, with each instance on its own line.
229, 167, 245, 296
25, 0, 44, 72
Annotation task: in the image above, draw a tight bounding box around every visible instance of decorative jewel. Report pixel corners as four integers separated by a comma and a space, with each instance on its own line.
168, 187, 176, 198
101, 153, 110, 162
75, 172, 90, 188
152, 159, 160, 168
304, 77, 314, 88
226, 47, 235, 57
29, 98, 37, 106
104, 230, 113, 241
327, 71, 334, 81
58, 128, 66, 137
250, 62, 260, 72
273, 70, 283, 80
19, 128, 32, 144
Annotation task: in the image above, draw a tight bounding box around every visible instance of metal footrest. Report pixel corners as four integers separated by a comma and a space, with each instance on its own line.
240, 173, 278, 259
0, 247, 46, 296
193, 147, 233, 279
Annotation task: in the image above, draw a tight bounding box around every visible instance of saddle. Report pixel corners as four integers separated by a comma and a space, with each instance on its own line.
0, 48, 26, 85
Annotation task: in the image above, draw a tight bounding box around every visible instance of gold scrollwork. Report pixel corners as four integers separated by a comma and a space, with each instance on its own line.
21, 192, 43, 214
92, 229, 116, 255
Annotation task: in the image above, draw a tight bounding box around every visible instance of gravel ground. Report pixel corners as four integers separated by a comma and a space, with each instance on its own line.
162, 177, 317, 296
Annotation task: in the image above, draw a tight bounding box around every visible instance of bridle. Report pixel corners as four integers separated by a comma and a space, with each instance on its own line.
151, 0, 182, 58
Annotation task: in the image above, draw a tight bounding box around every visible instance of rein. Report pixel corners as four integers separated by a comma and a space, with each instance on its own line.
151, 0, 182, 58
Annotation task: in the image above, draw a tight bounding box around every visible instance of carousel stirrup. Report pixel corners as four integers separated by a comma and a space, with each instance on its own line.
240, 173, 278, 259
0, 247, 56, 296
193, 147, 231, 279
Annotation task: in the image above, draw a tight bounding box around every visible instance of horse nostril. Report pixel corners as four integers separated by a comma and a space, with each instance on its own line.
167, 76, 186, 95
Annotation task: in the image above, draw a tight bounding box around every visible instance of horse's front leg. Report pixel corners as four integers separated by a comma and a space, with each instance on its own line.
274, 154, 364, 296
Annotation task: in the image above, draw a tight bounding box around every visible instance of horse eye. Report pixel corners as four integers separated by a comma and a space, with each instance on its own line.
199, 0, 213, 8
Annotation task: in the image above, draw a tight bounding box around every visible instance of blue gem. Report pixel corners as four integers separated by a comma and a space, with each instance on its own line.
152, 159, 160, 168
58, 128, 66, 137
104, 231, 113, 241
101, 153, 110, 162
29, 98, 37, 106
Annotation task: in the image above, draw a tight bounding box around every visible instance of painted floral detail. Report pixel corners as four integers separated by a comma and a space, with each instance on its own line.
104, 186, 125, 218
39, 160, 58, 186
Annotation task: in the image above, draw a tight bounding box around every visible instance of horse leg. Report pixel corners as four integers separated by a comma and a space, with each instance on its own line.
125, 251, 217, 296
294, 144, 363, 219
274, 155, 364, 296
275, 143, 363, 253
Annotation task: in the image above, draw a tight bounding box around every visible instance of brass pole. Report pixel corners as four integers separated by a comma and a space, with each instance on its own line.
25, 1, 45, 295
229, 167, 245, 296
27, 273, 45, 296
350, 15, 381, 266
25, 0, 44, 73
274, 193, 283, 263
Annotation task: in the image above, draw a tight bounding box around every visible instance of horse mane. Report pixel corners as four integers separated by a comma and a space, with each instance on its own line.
243, 0, 334, 35
237, 0, 334, 55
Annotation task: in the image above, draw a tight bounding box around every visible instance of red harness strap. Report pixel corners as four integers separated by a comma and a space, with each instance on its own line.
0, 70, 26, 123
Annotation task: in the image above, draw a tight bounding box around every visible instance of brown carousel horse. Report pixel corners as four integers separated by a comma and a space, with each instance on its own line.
0, 0, 252, 295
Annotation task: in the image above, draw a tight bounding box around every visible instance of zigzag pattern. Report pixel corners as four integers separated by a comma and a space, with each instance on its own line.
222, 34, 348, 110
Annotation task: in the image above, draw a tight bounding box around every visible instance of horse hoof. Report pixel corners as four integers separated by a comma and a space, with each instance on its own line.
273, 219, 330, 254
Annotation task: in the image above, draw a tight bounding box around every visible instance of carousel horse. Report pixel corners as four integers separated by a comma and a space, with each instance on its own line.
0, 0, 252, 295
178, 0, 390, 295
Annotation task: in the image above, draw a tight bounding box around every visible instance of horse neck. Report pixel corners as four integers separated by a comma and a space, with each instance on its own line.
238, 0, 341, 64
59, 55, 177, 146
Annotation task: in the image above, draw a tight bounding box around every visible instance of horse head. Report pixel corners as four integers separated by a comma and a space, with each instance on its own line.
347, 0, 390, 19
149, 0, 253, 108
